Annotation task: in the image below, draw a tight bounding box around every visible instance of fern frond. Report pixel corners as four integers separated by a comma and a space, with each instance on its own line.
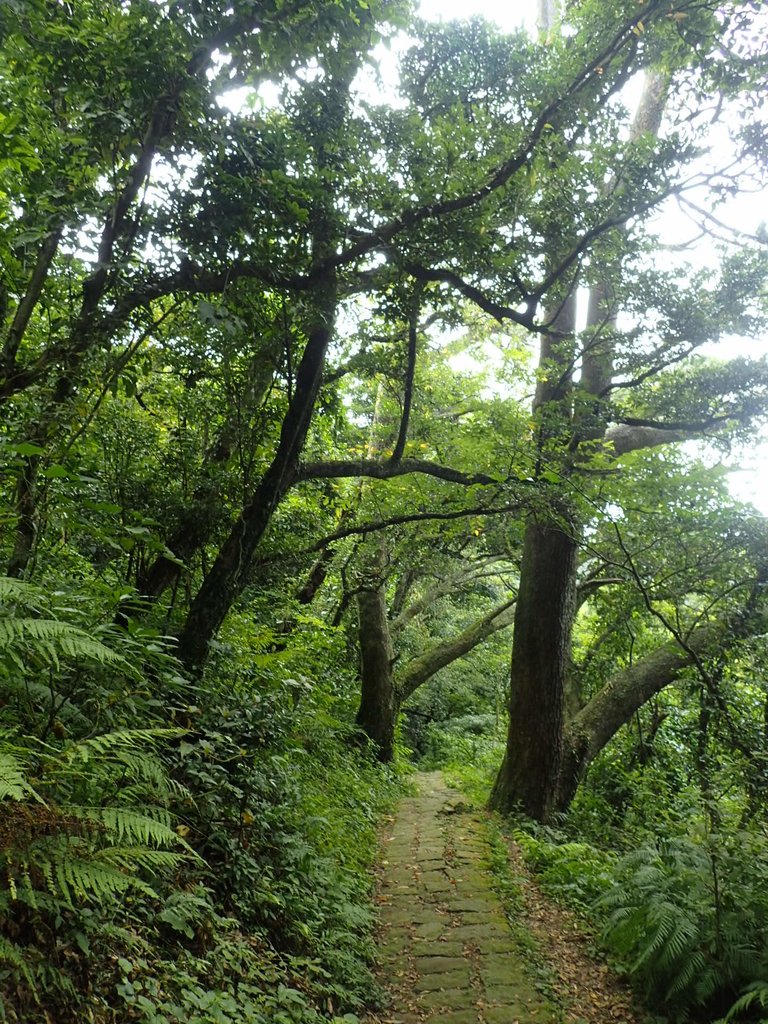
0, 934, 36, 992
0, 747, 40, 802
106, 749, 190, 802
51, 853, 158, 905
664, 950, 707, 999
0, 617, 136, 674
95, 846, 185, 872
632, 901, 679, 968
0, 576, 40, 606
59, 728, 184, 765
725, 979, 768, 1021
74, 806, 176, 847
112, 750, 175, 788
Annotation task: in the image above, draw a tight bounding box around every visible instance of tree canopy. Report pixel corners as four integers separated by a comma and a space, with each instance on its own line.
2, 0, 768, 1020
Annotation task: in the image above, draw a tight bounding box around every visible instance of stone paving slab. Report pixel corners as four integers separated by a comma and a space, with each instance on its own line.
413, 968, 473, 992
367, 772, 558, 1024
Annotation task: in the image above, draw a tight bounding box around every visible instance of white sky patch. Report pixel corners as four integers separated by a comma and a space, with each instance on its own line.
418, 0, 531, 32
418, 0, 768, 517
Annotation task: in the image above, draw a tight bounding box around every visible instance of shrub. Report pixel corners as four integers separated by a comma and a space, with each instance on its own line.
513, 829, 615, 911
598, 832, 768, 1019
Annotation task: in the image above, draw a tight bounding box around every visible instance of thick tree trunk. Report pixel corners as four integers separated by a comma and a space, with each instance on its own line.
489, 519, 577, 821
489, 65, 671, 821
355, 580, 397, 762
489, 223, 577, 821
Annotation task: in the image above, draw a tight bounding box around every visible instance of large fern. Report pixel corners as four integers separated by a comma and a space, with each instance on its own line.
598, 836, 768, 1013
0, 730, 193, 912
724, 979, 768, 1022
0, 574, 138, 673
0, 616, 135, 672
0, 575, 202, 1020
0, 745, 39, 801
59, 728, 184, 763
0, 577, 41, 604
0, 577, 190, 907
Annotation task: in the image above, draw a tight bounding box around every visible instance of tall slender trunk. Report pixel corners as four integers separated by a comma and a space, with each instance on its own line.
353, 379, 398, 758
296, 547, 336, 605
489, 181, 577, 820
176, 283, 337, 668
490, 57, 670, 820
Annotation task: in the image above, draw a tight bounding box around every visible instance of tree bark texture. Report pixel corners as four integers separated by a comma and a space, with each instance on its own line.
355, 581, 398, 762
489, 519, 577, 821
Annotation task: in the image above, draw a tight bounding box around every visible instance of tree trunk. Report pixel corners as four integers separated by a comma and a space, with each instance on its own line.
355, 579, 397, 762
176, 282, 336, 668
132, 366, 273, 607
6, 454, 40, 578
489, 221, 577, 821
489, 519, 577, 821
389, 569, 415, 620
489, 65, 671, 822
296, 547, 335, 605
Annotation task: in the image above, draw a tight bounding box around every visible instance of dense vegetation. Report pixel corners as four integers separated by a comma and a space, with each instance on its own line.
2, 0, 768, 1021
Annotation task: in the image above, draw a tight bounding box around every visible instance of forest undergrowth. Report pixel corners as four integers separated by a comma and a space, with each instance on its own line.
429, 718, 768, 1024
0, 576, 404, 1024
3, 0, 768, 1021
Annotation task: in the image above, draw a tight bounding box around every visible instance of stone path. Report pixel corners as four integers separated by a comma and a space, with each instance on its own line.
370, 772, 557, 1024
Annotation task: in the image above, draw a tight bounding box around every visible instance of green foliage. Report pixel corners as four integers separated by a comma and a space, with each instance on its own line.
0, 744, 36, 801
167, 631, 401, 1014
598, 833, 768, 1019
513, 830, 615, 912
724, 979, 768, 1023
0, 575, 134, 674
0, 726, 191, 1010
0, 582, 403, 1022
2, 0, 768, 1020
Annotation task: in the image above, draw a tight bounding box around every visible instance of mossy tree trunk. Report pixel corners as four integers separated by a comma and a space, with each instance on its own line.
489, 519, 577, 821
355, 570, 398, 762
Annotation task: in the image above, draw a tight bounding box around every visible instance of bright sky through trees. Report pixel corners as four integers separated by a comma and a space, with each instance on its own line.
416, 0, 768, 515
419, 0, 529, 31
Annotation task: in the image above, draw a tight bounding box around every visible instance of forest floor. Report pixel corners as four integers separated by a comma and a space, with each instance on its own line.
364, 771, 642, 1024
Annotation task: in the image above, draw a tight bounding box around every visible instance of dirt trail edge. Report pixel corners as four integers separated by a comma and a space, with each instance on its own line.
366, 771, 639, 1024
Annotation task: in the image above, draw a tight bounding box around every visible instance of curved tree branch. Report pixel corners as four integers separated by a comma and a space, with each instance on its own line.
297, 457, 503, 487
397, 596, 517, 701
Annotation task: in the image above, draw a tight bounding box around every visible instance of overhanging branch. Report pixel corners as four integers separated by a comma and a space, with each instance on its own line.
297, 458, 503, 486
259, 502, 526, 566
